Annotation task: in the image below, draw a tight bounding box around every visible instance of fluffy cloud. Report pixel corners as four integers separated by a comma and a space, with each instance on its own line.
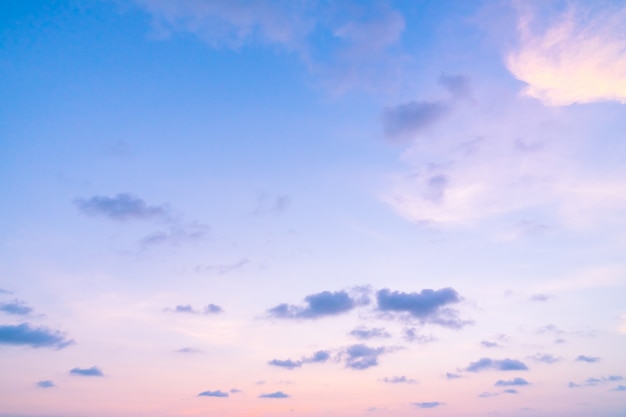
76, 193, 168, 221
0, 323, 73, 349
259, 391, 289, 398
70, 366, 104, 377
0, 300, 32, 315
376, 288, 468, 328
267, 290, 367, 319
465, 358, 529, 372
198, 390, 229, 397
495, 377, 529, 387
507, 2, 626, 106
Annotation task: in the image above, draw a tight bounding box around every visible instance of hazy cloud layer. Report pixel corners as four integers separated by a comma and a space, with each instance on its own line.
70, 366, 104, 377
0, 323, 73, 349
376, 288, 467, 328
465, 358, 529, 372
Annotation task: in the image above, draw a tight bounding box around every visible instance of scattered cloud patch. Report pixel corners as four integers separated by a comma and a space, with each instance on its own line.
0, 323, 73, 349
350, 327, 390, 340
412, 402, 443, 409
70, 366, 104, 377
445, 372, 462, 380
376, 288, 468, 328
502, 389, 518, 394
304, 350, 330, 363
382, 100, 449, 143
198, 390, 229, 397
403, 327, 435, 343
529, 294, 551, 302
268, 359, 302, 369
169, 304, 223, 315
342, 344, 389, 370
268, 350, 330, 370
481, 340, 501, 348
479, 392, 498, 398
259, 391, 289, 398
205, 304, 223, 314
140, 222, 208, 247
267, 289, 367, 319
495, 377, 529, 387
529, 353, 561, 364
253, 194, 290, 216
576, 355, 600, 363
381, 376, 416, 384
36, 380, 54, 388
612, 385, 626, 392
0, 300, 33, 315
439, 73, 472, 99
230, 388, 242, 393
465, 358, 528, 372
570, 375, 624, 387
76, 193, 168, 221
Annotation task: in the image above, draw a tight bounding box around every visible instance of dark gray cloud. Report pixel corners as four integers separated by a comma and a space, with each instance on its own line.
268, 359, 302, 369
259, 391, 289, 398
76, 193, 168, 221
381, 376, 416, 384
465, 358, 529, 372
0, 300, 32, 315
70, 366, 104, 377
0, 323, 73, 349
350, 327, 390, 340
198, 390, 229, 397
412, 402, 443, 409
439, 73, 471, 99
495, 377, 529, 387
376, 288, 468, 328
576, 355, 600, 363
445, 372, 462, 380
502, 389, 518, 394
267, 290, 366, 319
342, 344, 388, 370
36, 380, 55, 388
529, 353, 561, 364
382, 101, 448, 142
403, 327, 435, 344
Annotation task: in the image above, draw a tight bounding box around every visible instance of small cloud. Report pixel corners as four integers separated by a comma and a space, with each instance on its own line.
175, 347, 201, 353
197, 258, 250, 275
350, 327, 390, 340
569, 382, 582, 388
174, 305, 195, 313
36, 380, 55, 388
465, 358, 529, 372
495, 377, 529, 387
198, 390, 229, 397
70, 366, 104, 377
575, 355, 600, 363
252, 194, 290, 216
612, 385, 626, 391
382, 100, 449, 143
412, 401, 443, 409
535, 324, 564, 335
169, 303, 223, 315
267, 289, 367, 320
230, 388, 242, 394
259, 391, 289, 398
342, 344, 389, 370
479, 392, 499, 398
570, 375, 624, 387
381, 376, 416, 384
403, 327, 435, 344
304, 350, 330, 363
204, 304, 224, 314
140, 222, 208, 247
439, 73, 472, 99
481, 340, 500, 348
376, 287, 469, 329
502, 389, 518, 394
0, 288, 12, 294
268, 359, 302, 369
529, 294, 551, 302
529, 353, 561, 364
445, 372, 462, 380
0, 323, 73, 349
75, 193, 168, 221
0, 300, 33, 315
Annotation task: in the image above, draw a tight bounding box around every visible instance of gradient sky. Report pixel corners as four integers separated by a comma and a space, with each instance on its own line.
1, 1, 626, 416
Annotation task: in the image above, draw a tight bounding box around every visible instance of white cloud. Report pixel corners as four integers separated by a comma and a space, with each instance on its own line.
507, 2, 626, 106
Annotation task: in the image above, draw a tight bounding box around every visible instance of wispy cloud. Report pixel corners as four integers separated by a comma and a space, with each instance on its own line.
376, 287, 468, 328
0, 323, 73, 349
381, 376, 416, 384
412, 402, 443, 409
349, 327, 390, 340
403, 327, 435, 344
529, 353, 561, 364
70, 366, 104, 377
465, 358, 528, 372
0, 300, 33, 315
198, 390, 229, 398
382, 100, 449, 143
259, 391, 289, 398
575, 355, 600, 363
167, 303, 223, 315
267, 289, 368, 320
569, 375, 624, 387
445, 372, 462, 380
76, 193, 168, 221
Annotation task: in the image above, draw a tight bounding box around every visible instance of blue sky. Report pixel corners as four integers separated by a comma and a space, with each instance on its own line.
1, 1, 626, 416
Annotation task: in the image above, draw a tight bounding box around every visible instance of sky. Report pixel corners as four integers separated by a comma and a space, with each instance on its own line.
1, 0, 626, 416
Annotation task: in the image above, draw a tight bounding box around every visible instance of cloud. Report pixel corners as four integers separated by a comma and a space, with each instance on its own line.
439, 73, 472, 100
479, 392, 498, 398
576, 355, 600, 363
76, 193, 168, 221
175, 347, 202, 353
376, 288, 468, 328
529, 353, 561, 364
268, 359, 302, 370
495, 377, 530, 387
350, 327, 390, 340
381, 376, 416, 384
196, 258, 250, 275
0, 300, 32, 315
0, 288, 11, 294
252, 194, 290, 216
570, 375, 624, 387
198, 390, 229, 398
267, 289, 367, 319
342, 344, 389, 370
304, 350, 330, 363
382, 101, 449, 143
502, 389, 518, 394
36, 380, 55, 388
268, 350, 330, 370
507, 2, 626, 105
140, 222, 209, 247
412, 402, 443, 409
529, 294, 551, 302
403, 327, 435, 344
481, 341, 501, 348
465, 358, 529, 372
612, 385, 626, 392
204, 304, 223, 314
0, 323, 73, 349
70, 366, 104, 377
169, 303, 223, 315
445, 372, 462, 380
259, 391, 289, 398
